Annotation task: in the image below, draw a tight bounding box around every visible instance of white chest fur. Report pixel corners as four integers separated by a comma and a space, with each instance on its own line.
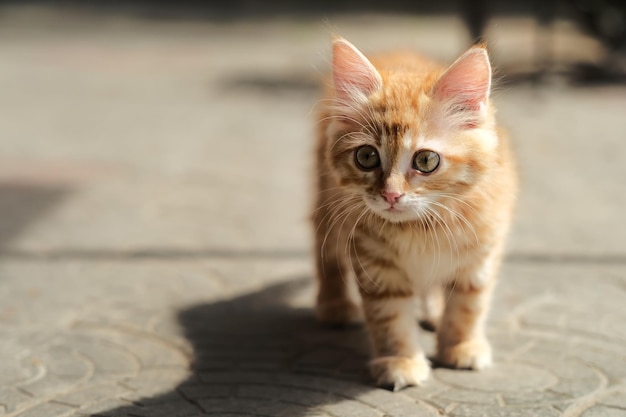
391, 225, 477, 290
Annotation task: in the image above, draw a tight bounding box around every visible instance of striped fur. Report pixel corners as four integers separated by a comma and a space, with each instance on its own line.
312, 38, 517, 390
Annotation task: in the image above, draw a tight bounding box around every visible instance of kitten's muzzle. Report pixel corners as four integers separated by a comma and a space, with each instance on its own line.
381, 191, 404, 206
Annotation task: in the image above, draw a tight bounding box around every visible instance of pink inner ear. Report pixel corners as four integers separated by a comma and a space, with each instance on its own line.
332, 38, 382, 102
432, 48, 491, 111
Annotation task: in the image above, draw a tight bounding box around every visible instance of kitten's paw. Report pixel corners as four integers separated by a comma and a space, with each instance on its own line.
369, 355, 431, 391
436, 338, 492, 370
315, 299, 363, 327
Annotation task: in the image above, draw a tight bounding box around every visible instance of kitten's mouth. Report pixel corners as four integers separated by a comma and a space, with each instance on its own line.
365, 196, 405, 214
364, 197, 415, 222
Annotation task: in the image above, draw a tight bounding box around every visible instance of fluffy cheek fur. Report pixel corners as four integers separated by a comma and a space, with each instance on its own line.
326, 119, 493, 224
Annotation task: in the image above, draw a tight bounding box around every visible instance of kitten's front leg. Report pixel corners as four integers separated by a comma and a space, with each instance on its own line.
357, 268, 430, 390
418, 285, 444, 332
435, 270, 495, 370
313, 200, 363, 327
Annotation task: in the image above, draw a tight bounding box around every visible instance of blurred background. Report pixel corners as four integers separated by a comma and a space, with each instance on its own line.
0, 0, 625, 259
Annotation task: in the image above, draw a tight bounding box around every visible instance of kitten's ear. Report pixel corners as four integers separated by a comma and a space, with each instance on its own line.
432, 47, 491, 112
332, 38, 382, 103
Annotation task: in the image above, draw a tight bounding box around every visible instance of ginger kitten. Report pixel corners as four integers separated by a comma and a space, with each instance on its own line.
312, 38, 517, 390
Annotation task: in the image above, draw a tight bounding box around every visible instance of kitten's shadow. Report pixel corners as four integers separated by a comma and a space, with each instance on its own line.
95, 278, 385, 416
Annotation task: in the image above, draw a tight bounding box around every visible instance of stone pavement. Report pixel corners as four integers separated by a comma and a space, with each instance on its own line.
1, 5, 626, 417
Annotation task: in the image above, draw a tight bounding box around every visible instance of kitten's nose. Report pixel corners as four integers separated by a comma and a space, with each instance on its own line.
382, 191, 404, 205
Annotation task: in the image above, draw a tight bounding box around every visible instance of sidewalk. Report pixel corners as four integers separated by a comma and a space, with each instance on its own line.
1, 5, 625, 417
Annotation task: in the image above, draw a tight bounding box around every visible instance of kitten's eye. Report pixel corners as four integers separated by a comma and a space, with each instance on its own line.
412, 150, 440, 173
355, 145, 380, 170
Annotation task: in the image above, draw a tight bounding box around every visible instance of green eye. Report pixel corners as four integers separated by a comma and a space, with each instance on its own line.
412, 150, 440, 173
355, 145, 380, 170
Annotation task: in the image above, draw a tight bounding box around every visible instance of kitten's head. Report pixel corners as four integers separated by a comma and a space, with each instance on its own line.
326, 38, 498, 223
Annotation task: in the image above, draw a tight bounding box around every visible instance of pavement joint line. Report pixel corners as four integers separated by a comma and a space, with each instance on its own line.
0, 249, 626, 265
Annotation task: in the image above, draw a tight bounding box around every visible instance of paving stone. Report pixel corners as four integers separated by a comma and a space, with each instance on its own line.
574, 349, 626, 383
119, 400, 202, 417
0, 388, 35, 414
257, 401, 328, 417
401, 378, 450, 399
75, 399, 135, 416
550, 379, 604, 398
515, 352, 599, 380
122, 368, 190, 390
601, 392, 626, 409
500, 390, 570, 406
581, 406, 626, 417
196, 398, 268, 414
354, 389, 438, 417
450, 404, 562, 417
177, 384, 232, 399
41, 346, 92, 378
54, 384, 130, 407
0, 339, 43, 387
238, 384, 294, 401
67, 337, 140, 377
73, 327, 190, 369
321, 400, 384, 417
279, 387, 343, 408
122, 390, 185, 406
13, 402, 75, 417
19, 374, 85, 399
236, 384, 350, 409
3, 258, 624, 416
434, 363, 559, 393
430, 389, 499, 405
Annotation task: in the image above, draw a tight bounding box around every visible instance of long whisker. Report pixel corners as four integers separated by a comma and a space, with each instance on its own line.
406, 206, 438, 289
431, 205, 461, 287
428, 205, 461, 306
429, 200, 480, 246
347, 207, 380, 293
313, 196, 359, 236
318, 198, 361, 268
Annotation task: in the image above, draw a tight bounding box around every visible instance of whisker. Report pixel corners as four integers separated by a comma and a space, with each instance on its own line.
346, 207, 380, 293
429, 200, 480, 246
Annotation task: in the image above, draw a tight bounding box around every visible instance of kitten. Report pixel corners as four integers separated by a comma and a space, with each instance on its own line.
312, 38, 517, 390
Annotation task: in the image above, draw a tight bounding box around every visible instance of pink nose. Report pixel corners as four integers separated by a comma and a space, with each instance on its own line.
382, 191, 404, 205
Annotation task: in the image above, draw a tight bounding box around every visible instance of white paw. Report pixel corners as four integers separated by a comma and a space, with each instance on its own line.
436, 338, 492, 370
368, 355, 431, 391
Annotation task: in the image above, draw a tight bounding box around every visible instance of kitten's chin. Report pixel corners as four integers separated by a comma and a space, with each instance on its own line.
366, 204, 421, 223
375, 210, 420, 223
